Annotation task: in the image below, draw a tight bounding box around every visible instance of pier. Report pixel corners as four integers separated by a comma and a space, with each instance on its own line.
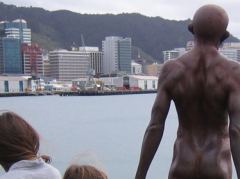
0, 90, 157, 97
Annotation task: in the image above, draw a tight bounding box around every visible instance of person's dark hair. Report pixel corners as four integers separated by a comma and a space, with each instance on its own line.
0, 111, 50, 170
63, 165, 108, 179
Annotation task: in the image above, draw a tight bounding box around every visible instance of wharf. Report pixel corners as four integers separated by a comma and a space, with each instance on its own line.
0, 90, 157, 97
57, 90, 157, 96
0, 92, 54, 97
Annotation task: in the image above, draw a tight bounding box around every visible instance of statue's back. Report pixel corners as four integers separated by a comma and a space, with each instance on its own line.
168, 49, 233, 179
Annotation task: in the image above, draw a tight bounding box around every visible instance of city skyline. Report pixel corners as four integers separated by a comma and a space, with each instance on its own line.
1, 0, 240, 39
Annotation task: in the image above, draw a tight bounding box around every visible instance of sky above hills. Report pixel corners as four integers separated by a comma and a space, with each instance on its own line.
1, 0, 240, 39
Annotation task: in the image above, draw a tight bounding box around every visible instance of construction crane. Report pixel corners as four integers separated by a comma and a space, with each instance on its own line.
81, 34, 97, 91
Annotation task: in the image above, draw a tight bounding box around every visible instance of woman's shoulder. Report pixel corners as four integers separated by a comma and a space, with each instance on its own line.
0, 158, 61, 179
42, 161, 62, 178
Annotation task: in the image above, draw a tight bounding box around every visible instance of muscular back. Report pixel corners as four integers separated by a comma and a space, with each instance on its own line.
164, 47, 240, 179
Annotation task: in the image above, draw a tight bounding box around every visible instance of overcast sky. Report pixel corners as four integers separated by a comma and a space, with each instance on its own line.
2, 0, 240, 38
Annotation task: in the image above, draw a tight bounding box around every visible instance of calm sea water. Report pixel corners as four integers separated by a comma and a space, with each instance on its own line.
0, 94, 237, 179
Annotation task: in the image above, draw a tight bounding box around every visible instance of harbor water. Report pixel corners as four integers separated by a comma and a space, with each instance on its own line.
0, 94, 237, 178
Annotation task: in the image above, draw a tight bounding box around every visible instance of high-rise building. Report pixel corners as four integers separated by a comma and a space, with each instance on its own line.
0, 19, 31, 45
118, 38, 132, 73
0, 19, 31, 74
102, 36, 121, 74
2, 37, 22, 74
102, 36, 132, 74
22, 43, 43, 77
49, 49, 90, 82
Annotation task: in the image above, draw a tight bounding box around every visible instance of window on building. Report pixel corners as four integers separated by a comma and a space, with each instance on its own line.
144, 80, 147, 90
133, 67, 135, 74
152, 80, 156, 89
4, 81, 9, 92
19, 81, 23, 92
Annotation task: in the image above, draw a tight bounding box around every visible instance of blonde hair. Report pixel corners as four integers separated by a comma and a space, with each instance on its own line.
63, 165, 108, 179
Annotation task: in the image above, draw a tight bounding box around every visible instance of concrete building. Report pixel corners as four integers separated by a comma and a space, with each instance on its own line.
43, 55, 51, 79
163, 48, 186, 62
219, 42, 240, 62
100, 75, 158, 90
219, 48, 240, 61
144, 63, 163, 76
222, 42, 240, 49
102, 36, 132, 74
0, 75, 31, 93
22, 43, 43, 77
102, 36, 121, 74
79, 46, 103, 75
49, 49, 90, 82
131, 61, 142, 74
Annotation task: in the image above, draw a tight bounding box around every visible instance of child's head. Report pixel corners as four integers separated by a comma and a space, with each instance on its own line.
63, 165, 108, 179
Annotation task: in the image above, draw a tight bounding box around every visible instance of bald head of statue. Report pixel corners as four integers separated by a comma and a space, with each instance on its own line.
188, 4, 230, 44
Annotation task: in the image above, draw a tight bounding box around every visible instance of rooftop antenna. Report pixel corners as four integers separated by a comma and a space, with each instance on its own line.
138, 49, 141, 59
81, 34, 86, 51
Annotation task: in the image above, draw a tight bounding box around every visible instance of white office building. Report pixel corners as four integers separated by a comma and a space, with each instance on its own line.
131, 61, 142, 74
49, 49, 90, 82
79, 46, 103, 75
0, 75, 31, 93
100, 75, 158, 90
102, 36, 132, 74
219, 42, 240, 61
163, 48, 186, 62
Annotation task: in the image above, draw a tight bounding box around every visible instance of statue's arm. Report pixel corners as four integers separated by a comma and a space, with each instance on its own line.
228, 90, 240, 178
135, 77, 171, 179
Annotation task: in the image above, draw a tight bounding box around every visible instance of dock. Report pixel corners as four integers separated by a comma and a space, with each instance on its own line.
0, 90, 157, 97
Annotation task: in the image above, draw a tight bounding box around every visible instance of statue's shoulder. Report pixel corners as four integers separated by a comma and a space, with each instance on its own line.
158, 59, 185, 89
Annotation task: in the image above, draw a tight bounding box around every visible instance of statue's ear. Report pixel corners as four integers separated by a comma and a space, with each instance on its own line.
220, 30, 230, 43
188, 24, 194, 34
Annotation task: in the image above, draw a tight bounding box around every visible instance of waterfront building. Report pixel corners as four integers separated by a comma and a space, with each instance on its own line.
131, 61, 142, 74
49, 49, 90, 82
102, 36, 132, 74
22, 43, 43, 77
0, 75, 31, 93
99, 75, 158, 90
163, 48, 186, 62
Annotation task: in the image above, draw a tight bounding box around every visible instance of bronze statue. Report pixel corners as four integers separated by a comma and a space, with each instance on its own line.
135, 4, 240, 179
